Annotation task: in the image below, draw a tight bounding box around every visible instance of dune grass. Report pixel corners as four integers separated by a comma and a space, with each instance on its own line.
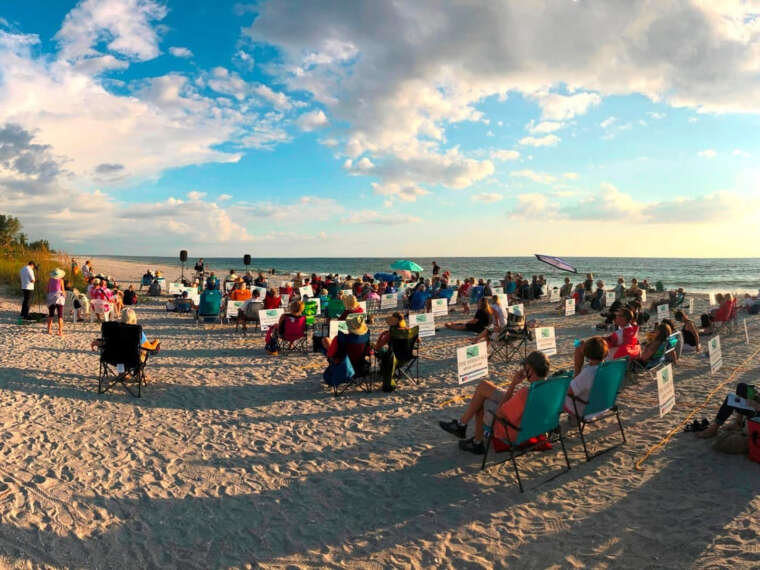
0, 253, 86, 307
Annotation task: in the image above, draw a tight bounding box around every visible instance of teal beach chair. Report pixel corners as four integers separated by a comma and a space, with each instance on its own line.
568, 358, 628, 461
482, 373, 572, 492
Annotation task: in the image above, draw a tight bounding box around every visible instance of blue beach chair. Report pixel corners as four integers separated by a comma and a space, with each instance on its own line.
481, 373, 573, 492
568, 358, 628, 461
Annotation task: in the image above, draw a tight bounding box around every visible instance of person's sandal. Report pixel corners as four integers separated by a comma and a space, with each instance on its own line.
458, 437, 485, 455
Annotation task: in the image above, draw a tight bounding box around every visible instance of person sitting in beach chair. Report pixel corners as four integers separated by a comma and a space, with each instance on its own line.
237, 289, 264, 333
438, 351, 550, 455
674, 310, 700, 352
589, 280, 605, 311
444, 297, 492, 334
265, 300, 307, 355
573, 307, 640, 375
564, 337, 608, 417
227, 279, 251, 301
339, 294, 364, 319
669, 288, 686, 308
174, 291, 193, 313
323, 314, 372, 395
264, 288, 282, 309
196, 282, 222, 322
409, 284, 430, 312
625, 278, 643, 300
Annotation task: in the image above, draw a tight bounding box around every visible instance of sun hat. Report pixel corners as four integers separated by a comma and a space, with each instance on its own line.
50, 268, 65, 279
346, 313, 368, 335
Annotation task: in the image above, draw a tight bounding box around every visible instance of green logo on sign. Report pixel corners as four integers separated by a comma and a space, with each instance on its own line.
662, 369, 669, 381
417, 314, 427, 322
711, 339, 717, 349
267, 310, 277, 316
542, 328, 551, 338
466, 346, 479, 358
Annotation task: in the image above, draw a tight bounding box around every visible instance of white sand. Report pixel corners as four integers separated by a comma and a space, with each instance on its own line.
0, 257, 758, 568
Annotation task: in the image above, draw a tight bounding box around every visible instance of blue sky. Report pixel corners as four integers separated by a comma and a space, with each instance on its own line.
0, 0, 759, 257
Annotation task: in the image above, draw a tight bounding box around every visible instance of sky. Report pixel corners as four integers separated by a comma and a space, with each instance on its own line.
0, 0, 759, 258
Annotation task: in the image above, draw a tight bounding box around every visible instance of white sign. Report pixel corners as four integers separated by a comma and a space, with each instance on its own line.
168, 282, 183, 295
226, 300, 245, 319
535, 326, 557, 356
224, 281, 235, 293
254, 286, 267, 299
431, 298, 448, 316
656, 364, 675, 417
341, 289, 353, 298
328, 319, 348, 340
457, 342, 489, 385
494, 293, 509, 308
357, 301, 367, 313
281, 294, 290, 308
640, 289, 647, 303
550, 288, 560, 302
565, 298, 575, 316
744, 319, 750, 345
381, 293, 397, 310
409, 312, 435, 338
449, 290, 459, 305
689, 297, 694, 314
156, 277, 166, 292
708, 292, 717, 307
605, 290, 616, 307
259, 308, 284, 332
708, 335, 723, 374
657, 304, 670, 322
508, 303, 524, 317
299, 286, 312, 298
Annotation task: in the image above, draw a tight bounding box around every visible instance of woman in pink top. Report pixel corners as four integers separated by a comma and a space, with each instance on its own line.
46, 268, 66, 336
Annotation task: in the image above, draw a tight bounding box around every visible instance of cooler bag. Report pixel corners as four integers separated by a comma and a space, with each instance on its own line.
749, 416, 760, 464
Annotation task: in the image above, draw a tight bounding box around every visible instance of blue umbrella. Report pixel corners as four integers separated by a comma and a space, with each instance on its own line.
390, 259, 423, 272
534, 254, 577, 273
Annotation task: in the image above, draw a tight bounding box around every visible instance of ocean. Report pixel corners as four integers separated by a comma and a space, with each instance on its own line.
98, 256, 760, 295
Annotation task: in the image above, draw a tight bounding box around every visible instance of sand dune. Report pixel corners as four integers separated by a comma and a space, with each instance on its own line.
0, 258, 757, 568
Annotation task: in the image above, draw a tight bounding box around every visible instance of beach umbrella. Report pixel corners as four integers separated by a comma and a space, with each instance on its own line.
390, 259, 423, 272
534, 254, 577, 273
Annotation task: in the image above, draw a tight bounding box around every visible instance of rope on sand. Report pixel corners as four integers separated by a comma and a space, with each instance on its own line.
634, 343, 760, 471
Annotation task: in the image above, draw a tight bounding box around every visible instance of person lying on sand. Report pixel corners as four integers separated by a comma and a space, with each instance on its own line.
438, 351, 550, 454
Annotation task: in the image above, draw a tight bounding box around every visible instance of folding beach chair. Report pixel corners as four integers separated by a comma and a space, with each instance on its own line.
340, 331, 374, 393
279, 315, 309, 355
195, 289, 222, 325
714, 299, 738, 335
89, 298, 113, 322
568, 358, 628, 461
97, 322, 157, 398
630, 333, 679, 378
481, 373, 573, 492
390, 326, 420, 385
489, 315, 532, 364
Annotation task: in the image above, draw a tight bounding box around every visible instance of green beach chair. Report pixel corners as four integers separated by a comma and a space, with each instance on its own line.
568, 358, 628, 461
481, 372, 572, 492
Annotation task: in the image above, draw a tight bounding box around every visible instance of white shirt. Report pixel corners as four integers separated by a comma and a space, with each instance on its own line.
564, 363, 600, 417
491, 303, 507, 329
20, 265, 35, 290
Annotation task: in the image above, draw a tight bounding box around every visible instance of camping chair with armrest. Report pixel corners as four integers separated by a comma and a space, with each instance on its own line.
390, 325, 420, 385
89, 298, 112, 323
630, 333, 680, 379
339, 331, 374, 393
280, 315, 308, 355
568, 358, 628, 461
195, 289, 222, 325
97, 322, 157, 398
714, 299, 739, 335
489, 316, 532, 364
482, 372, 573, 492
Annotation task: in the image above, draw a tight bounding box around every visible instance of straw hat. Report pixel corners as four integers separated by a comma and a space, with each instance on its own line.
50, 268, 65, 279
346, 313, 368, 335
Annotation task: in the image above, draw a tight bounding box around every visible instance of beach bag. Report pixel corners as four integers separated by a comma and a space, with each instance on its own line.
265, 328, 280, 354
749, 416, 760, 463
323, 357, 355, 387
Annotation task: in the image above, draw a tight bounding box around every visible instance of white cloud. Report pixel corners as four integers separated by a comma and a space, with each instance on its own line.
297, 109, 329, 131
647, 112, 666, 119
600, 116, 616, 129
698, 149, 717, 158
342, 210, 421, 225
732, 149, 750, 157
187, 191, 206, 200
371, 182, 429, 202
169, 46, 193, 58
490, 149, 520, 161
218, 194, 232, 201
510, 193, 555, 218
527, 120, 563, 134
519, 135, 560, 147
563, 172, 578, 180
535, 92, 601, 121
472, 192, 503, 203
510, 170, 556, 184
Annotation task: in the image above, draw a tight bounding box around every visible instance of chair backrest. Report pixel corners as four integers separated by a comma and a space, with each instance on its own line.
91, 298, 109, 314
282, 315, 306, 341
516, 373, 572, 445
390, 326, 419, 364
338, 331, 371, 372
583, 358, 628, 418
101, 322, 142, 368
366, 299, 380, 315
199, 290, 221, 315
302, 300, 319, 326
326, 298, 345, 319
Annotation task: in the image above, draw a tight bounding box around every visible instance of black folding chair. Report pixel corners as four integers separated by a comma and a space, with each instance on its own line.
489, 322, 532, 364
97, 322, 157, 398
390, 326, 420, 385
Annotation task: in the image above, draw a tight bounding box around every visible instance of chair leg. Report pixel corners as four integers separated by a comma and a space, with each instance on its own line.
558, 428, 571, 470
481, 434, 491, 470
615, 408, 626, 444
578, 422, 591, 462
510, 447, 524, 493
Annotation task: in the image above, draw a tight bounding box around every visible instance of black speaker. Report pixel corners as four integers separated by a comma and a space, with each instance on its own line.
243, 254, 251, 265
179, 250, 188, 262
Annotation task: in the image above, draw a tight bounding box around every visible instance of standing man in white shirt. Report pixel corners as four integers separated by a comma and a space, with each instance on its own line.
20, 261, 35, 319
